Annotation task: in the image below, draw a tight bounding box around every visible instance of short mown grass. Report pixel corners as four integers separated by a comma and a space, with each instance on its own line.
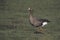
0, 0, 60, 40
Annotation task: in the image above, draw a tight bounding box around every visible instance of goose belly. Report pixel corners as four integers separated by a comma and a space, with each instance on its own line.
30, 20, 40, 26
29, 16, 42, 27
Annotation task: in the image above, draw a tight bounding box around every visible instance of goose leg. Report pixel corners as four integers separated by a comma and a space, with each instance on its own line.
37, 27, 46, 33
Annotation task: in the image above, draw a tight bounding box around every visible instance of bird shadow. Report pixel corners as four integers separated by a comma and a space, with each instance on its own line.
34, 31, 44, 34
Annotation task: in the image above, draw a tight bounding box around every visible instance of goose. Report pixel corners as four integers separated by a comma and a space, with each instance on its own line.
28, 8, 50, 33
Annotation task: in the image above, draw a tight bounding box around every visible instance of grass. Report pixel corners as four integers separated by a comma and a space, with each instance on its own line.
0, 0, 60, 40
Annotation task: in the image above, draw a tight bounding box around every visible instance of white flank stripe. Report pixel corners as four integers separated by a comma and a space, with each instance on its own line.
42, 22, 48, 27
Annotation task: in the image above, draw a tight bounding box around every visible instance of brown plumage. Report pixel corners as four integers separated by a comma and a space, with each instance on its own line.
28, 8, 50, 33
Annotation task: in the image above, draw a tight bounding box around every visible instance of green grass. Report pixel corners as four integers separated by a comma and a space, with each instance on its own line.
0, 0, 60, 40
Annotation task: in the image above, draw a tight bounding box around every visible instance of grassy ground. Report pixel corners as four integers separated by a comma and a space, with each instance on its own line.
0, 0, 60, 40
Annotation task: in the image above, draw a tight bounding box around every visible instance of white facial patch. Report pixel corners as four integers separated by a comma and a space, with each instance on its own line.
42, 22, 48, 27
28, 8, 30, 10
